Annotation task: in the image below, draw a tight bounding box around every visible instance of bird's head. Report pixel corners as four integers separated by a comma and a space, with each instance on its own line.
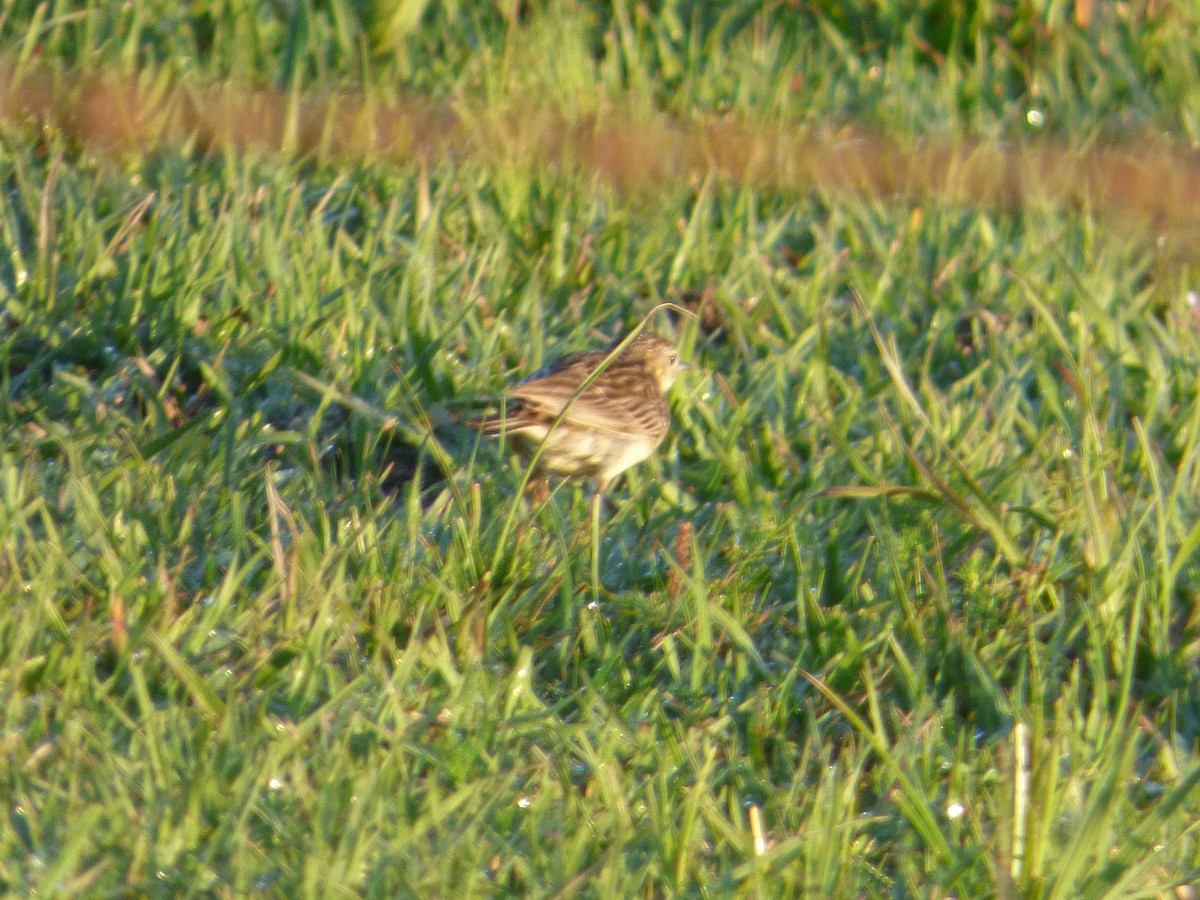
625, 332, 687, 393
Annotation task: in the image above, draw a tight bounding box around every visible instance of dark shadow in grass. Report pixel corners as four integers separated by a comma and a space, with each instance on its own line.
2, 298, 449, 507
667, 286, 727, 345
319, 423, 446, 503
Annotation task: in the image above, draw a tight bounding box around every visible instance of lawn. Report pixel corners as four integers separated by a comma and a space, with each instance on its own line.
2, 1, 1199, 896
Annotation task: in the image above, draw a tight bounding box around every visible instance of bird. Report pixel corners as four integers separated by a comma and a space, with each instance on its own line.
476, 330, 686, 498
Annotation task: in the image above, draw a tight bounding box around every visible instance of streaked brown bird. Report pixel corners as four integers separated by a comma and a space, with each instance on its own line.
477, 331, 686, 497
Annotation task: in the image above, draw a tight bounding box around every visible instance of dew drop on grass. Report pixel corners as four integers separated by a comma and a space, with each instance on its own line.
1026, 109, 1044, 126
947, 802, 965, 818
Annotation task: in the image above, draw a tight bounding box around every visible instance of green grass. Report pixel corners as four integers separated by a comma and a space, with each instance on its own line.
2, 1, 1200, 896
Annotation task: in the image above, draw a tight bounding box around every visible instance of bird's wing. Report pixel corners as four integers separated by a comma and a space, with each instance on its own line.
512, 365, 667, 439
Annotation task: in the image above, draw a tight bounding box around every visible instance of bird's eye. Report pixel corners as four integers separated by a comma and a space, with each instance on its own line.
669, 354, 677, 364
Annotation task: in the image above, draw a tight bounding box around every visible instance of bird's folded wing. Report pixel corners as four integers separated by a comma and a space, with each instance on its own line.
513, 379, 666, 438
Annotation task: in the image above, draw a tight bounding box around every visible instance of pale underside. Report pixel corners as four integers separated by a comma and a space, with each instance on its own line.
504, 419, 662, 484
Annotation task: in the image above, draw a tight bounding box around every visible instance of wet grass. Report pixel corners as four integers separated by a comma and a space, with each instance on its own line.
2, 1, 1200, 896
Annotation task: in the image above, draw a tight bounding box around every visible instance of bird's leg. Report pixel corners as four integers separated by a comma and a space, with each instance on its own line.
525, 476, 551, 506
589, 477, 607, 605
